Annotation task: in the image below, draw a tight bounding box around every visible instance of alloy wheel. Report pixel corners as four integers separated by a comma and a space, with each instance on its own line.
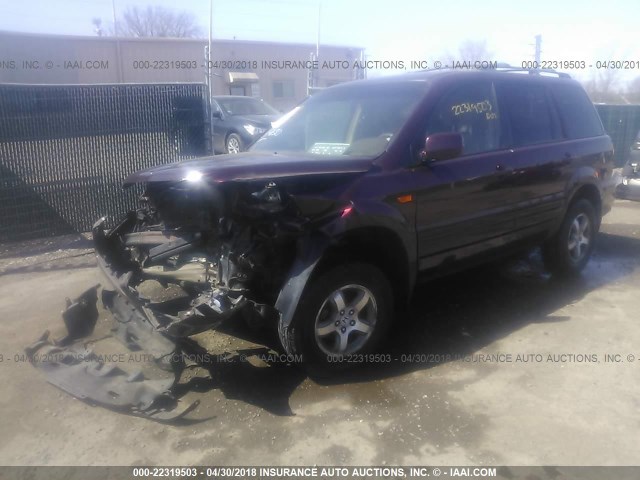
567, 212, 591, 262
313, 284, 378, 356
227, 137, 241, 154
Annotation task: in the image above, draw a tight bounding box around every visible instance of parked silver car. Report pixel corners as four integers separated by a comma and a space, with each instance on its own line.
616, 132, 640, 201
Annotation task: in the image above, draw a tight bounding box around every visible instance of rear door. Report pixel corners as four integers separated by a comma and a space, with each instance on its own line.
413, 80, 517, 269
549, 82, 615, 213
494, 79, 567, 237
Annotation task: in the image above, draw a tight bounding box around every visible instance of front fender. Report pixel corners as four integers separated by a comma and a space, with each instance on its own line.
274, 233, 331, 354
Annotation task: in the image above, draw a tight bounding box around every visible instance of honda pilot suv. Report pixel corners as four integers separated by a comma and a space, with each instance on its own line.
93, 68, 615, 368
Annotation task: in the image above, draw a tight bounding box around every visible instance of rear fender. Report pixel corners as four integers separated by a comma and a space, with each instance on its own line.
565, 166, 606, 227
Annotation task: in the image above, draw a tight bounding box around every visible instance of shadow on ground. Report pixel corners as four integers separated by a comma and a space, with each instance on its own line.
0, 233, 92, 260
166, 230, 640, 416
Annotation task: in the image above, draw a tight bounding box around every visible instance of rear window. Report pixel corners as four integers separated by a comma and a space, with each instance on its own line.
550, 84, 604, 139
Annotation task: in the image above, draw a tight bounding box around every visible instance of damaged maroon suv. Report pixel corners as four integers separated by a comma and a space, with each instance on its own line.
93, 68, 615, 368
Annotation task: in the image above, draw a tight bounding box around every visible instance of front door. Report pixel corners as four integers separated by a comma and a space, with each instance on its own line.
413, 80, 517, 270
210, 99, 228, 153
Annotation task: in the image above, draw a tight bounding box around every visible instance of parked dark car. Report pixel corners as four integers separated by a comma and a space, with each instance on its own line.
93, 68, 615, 369
211, 96, 280, 154
615, 131, 640, 201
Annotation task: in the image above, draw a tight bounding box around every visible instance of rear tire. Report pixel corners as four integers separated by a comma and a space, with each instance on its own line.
282, 263, 393, 370
542, 198, 598, 275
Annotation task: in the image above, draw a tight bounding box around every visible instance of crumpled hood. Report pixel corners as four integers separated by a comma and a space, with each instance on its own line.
123, 152, 375, 185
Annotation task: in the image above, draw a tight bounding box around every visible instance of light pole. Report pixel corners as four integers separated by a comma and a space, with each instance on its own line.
316, 1, 321, 59
209, 0, 213, 100
208, 0, 215, 154
112, 0, 123, 82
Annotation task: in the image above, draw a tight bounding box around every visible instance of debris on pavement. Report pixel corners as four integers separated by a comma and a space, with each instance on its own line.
25, 286, 198, 422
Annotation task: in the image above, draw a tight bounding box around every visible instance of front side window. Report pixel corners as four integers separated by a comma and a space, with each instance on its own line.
497, 82, 561, 146
424, 82, 501, 156
252, 82, 428, 157
217, 97, 279, 116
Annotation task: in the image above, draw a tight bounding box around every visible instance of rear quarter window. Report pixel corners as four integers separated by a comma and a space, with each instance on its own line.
550, 84, 604, 139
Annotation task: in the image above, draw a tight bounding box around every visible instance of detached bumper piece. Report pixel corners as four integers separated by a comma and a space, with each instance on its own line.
26, 286, 199, 422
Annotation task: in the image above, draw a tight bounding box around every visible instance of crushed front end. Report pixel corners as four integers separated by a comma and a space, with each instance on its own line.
92, 178, 305, 341
26, 159, 361, 419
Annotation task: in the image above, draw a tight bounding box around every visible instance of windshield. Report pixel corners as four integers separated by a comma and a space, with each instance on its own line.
251, 81, 428, 157
216, 97, 279, 116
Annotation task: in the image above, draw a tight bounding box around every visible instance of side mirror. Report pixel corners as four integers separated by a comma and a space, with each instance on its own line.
420, 132, 463, 163
212, 110, 223, 119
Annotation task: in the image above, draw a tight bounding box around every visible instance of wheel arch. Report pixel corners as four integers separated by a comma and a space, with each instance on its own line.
225, 131, 243, 152
567, 181, 602, 229
311, 226, 414, 309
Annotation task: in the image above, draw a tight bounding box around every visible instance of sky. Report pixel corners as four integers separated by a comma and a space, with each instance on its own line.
1, 0, 639, 84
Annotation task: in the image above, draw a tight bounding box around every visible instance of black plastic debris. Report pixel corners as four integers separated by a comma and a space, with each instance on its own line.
25, 288, 198, 422
61, 285, 99, 342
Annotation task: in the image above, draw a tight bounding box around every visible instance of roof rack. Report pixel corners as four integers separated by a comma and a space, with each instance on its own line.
493, 66, 571, 78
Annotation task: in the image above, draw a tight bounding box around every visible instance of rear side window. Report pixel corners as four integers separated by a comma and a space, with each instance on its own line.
550, 84, 604, 139
497, 82, 561, 147
424, 81, 501, 156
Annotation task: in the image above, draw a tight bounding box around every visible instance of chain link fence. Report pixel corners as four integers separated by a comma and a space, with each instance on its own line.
0, 83, 210, 242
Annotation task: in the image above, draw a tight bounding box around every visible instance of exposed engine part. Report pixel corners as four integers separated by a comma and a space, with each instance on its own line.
146, 233, 201, 264
162, 289, 248, 338
123, 231, 181, 246
142, 261, 211, 284
90, 178, 310, 339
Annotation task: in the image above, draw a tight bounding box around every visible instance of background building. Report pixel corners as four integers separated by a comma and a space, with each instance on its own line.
0, 31, 366, 111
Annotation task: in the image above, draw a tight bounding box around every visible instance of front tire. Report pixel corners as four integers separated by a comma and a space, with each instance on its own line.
226, 133, 243, 154
542, 198, 598, 275
282, 263, 393, 369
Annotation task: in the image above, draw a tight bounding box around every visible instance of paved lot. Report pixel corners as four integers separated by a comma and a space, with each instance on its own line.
1, 201, 640, 467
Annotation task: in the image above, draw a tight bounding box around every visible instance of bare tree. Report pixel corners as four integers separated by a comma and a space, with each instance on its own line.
444, 39, 494, 67
92, 17, 103, 36
582, 69, 625, 104
111, 6, 202, 38
626, 76, 640, 104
